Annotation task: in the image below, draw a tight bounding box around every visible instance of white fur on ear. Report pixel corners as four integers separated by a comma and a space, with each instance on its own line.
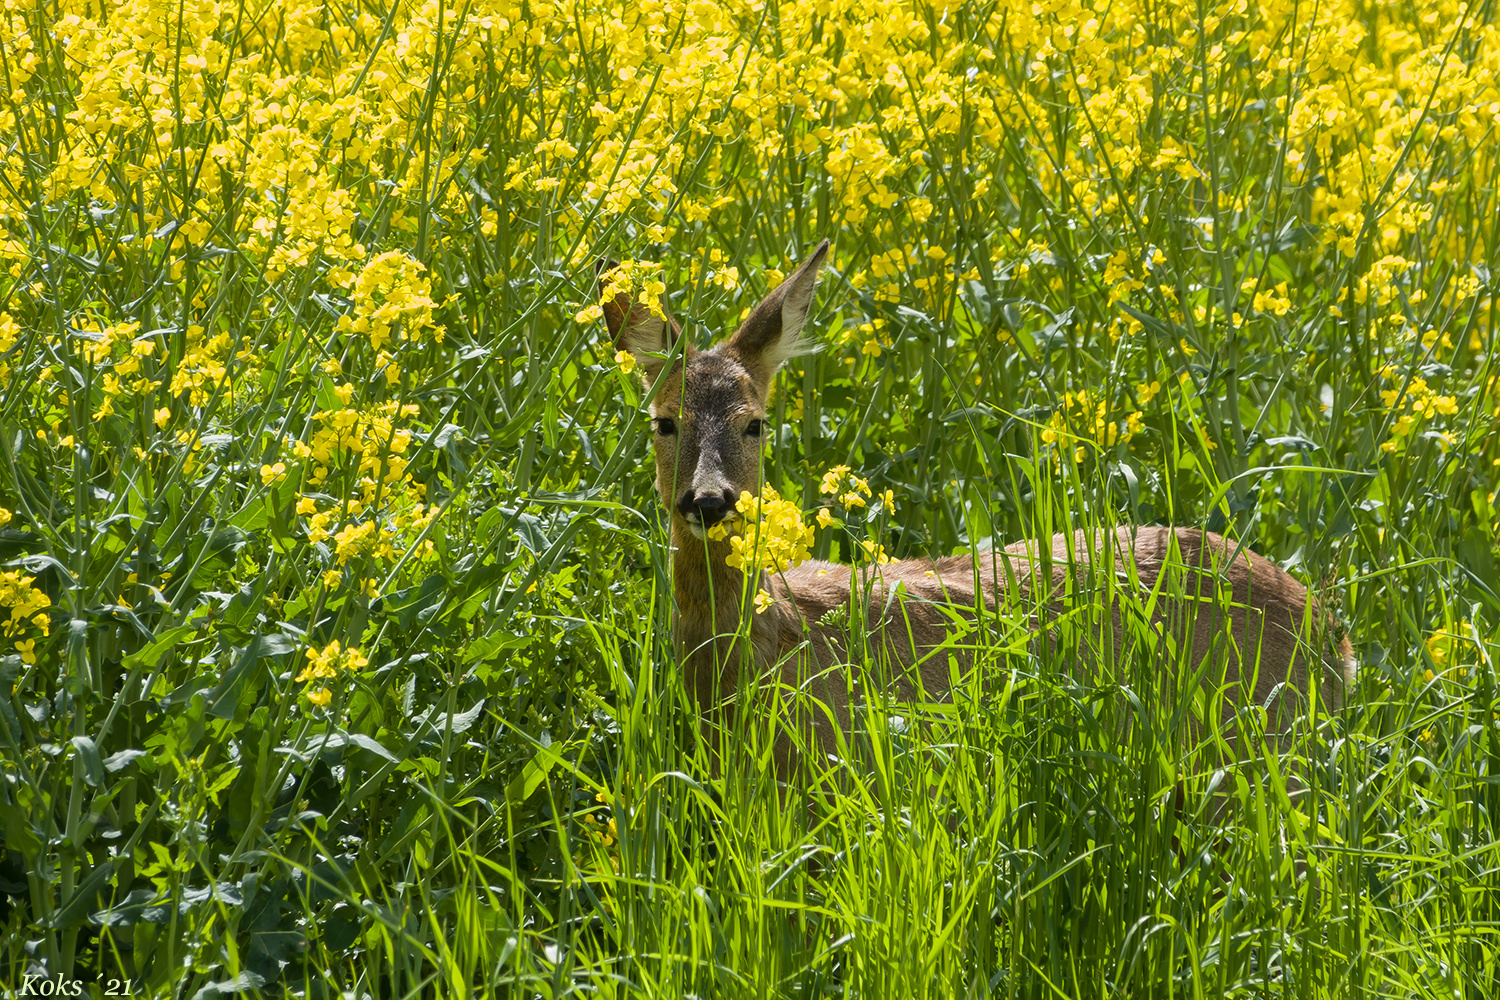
763, 239, 830, 369
617, 309, 670, 361
598, 256, 686, 379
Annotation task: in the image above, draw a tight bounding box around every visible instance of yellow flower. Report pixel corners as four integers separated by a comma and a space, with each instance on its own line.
333, 521, 377, 564
820, 465, 851, 495
345, 252, 442, 352
753, 590, 775, 614
718, 486, 816, 575
297, 640, 371, 686
614, 349, 637, 374
15, 638, 37, 664
307, 512, 332, 544
306, 687, 333, 708
1, 572, 52, 642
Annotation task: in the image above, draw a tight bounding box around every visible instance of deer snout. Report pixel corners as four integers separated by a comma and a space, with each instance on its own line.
677, 488, 736, 526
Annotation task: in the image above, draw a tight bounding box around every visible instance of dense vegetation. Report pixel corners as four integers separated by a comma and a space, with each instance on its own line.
3, 0, 1500, 995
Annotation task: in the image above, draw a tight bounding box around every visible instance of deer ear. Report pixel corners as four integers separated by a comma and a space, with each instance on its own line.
597, 259, 689, 383
724, 239, 830, 387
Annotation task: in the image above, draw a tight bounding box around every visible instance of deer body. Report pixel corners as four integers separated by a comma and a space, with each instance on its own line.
603, 240, 1353, 769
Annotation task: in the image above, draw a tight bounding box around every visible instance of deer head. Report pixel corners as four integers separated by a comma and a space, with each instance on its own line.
601, 240, 831, 539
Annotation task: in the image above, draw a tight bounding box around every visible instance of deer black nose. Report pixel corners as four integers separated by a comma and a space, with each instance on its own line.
678, 489, 735, 525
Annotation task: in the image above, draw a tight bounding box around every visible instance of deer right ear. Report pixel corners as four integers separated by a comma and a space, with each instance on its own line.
597, 260, 690, 384
722, 239, 830, 389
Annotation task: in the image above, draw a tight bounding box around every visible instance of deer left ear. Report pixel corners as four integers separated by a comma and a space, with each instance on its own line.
597, 259, 689, 385
723, 239, 830, 387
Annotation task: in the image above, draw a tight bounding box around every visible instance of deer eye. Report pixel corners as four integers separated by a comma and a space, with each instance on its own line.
745, 418, 764, 438
653, 417, 677, 436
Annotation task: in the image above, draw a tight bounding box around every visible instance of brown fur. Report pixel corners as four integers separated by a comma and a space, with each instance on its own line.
602, 241, 1354, 775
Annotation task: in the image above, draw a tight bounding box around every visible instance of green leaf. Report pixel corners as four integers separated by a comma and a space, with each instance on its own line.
505, 749, 556, 808
90, 889, 171, 927
123, 625, 197, 671
316, 377, 346, 412
0, 785, 42, 857
229, 498, 270, 532
208, 633, 294, 721
380, 575, 447, 631
499, 506, 551, 555
71, 735, 106, 787
45, 859, 118, 929
103, 748, 147, 772
461, 631, 530, 665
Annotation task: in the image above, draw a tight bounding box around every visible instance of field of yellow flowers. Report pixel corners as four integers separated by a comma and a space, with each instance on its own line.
4, 0, 1500, 995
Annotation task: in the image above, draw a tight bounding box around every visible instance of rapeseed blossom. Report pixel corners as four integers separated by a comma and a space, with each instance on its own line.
821, 465, 875, 509
2, 0, 1490, 490
297, 639, 371, 707
709, 485, 816, 575
1380, 369, 1462, 454
0, 571, 51, 663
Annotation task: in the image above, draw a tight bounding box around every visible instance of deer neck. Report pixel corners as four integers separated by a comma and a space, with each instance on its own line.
670, 521, 777, 704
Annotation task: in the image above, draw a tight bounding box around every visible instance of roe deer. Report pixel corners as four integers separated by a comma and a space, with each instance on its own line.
600, 239, 1354, 776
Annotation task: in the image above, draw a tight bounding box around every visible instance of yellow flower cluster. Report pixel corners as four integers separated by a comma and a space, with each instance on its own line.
820, 465, 874, 509
1247, 281, 1293, 318
708, 485, 815, 576
335, 252, 444, 353
583, 260, 669, 325
0, 0, 1492, 318
1042, 389, 1144, 460
302, 496, 437, 566
168, 326, 258, 409
581, 788, 620, 872
0, 313, 18, 382
0, 570, 52, 664
1102, 252, 1146, 306
333, 522, 379, 566
296, 639, 371, 707
296, 402, 420, 493
582, 810, 618, 848
1423, 625, 1474, 683
855, 319, 893, 359
1380, 369, 1460, 454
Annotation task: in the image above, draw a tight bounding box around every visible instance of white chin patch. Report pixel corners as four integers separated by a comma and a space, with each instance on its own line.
686, 521, 708, 540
